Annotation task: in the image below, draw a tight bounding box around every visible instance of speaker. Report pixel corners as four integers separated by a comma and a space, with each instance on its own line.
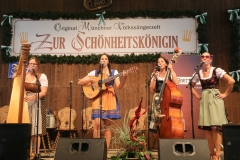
223, 124, 240, 160
0, 124, 31, 160
55, 138, 107, 160
159, 139, 210, 160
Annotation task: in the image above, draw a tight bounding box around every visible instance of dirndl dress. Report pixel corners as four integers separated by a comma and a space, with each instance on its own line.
91, 69, 121, 119
198, 89, 230, 131
197, 68, 230, 131
27, 92, 43, 135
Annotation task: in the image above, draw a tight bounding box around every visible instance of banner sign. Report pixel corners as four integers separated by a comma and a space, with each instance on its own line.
8, 62, 29, 78
8, 62, 18, 78
11, 18, 197, 56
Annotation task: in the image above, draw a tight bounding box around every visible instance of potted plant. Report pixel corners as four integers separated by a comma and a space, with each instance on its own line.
124, 135, 151, 159
108, 98, 154, 160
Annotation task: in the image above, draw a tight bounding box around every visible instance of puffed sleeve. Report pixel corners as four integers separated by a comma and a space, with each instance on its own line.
216, 68, 226, 79
192, 72, 200, 83
88, 70, 96, 76
40, 73, 48, 87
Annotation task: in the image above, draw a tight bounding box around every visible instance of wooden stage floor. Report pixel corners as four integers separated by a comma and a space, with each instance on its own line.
38, 149, 224, 160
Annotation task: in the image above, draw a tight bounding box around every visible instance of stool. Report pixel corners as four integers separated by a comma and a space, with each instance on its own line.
53, 129, 78, 149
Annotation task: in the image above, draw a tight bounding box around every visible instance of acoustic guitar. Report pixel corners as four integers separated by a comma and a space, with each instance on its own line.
82, 66, 138, 99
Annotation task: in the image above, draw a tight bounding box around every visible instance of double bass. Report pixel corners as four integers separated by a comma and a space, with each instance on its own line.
158, 48, 184, 138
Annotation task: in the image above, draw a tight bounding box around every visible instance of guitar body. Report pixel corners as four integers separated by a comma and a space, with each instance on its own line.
82, 67, 138, 99
82, 74, 108, 99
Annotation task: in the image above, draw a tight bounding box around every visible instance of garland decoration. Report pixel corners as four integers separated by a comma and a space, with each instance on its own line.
1, 10, 204, 64
227, 9, 240, 21
195, 12, 207, 24
229, 70, 240, 82
195, 12, 208, 55
1, 45, 11, 55
96, 11, 106, 26
1, 15, 13, 26
197, 43, 208, 55
228, 9, 240, 91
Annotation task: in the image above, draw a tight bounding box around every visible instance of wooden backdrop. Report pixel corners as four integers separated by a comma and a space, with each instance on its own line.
1, 0, 240, 149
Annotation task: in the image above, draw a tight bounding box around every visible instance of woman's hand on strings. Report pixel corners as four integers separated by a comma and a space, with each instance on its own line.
24, 94, 37, 102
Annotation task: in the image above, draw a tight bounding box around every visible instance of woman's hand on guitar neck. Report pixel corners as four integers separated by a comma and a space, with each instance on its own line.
122, 70, 128, 77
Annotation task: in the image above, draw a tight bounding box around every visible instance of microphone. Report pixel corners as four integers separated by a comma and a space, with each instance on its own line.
200, 60, 206, 66
69, 81, 73, 85
100, 62, 104, 67
32, 67, 36, 74
32, 67, 39, 80
195, 61, 206, 70
155, 65, 161, 71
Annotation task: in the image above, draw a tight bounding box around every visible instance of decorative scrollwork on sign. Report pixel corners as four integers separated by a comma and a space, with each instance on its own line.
83, 0, 112, 11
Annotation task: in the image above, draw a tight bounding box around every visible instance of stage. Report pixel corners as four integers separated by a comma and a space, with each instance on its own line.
37, 149, 224, 160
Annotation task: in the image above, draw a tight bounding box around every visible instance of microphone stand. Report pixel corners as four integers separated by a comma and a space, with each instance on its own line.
98, 64, 104, 138
34, 72, 41, 160
186, 62, 204, 139
145, 73, 154, 150
81, 86, 85, 135
69, 81, 73, 130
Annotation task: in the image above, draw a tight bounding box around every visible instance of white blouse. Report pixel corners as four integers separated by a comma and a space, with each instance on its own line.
25, 73, 48, 87
192, 67, 226, 83
151, 72, 172, 81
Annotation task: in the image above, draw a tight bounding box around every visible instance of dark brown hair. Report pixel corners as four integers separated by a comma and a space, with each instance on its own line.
97, 53, 112, 76
157, 56, 169, 70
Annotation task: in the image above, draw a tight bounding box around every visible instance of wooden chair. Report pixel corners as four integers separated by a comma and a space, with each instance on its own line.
81, 106, 94, 138
53, 107, 77, 149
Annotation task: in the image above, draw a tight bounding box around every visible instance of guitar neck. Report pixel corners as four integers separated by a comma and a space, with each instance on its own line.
102, 72, 123, 84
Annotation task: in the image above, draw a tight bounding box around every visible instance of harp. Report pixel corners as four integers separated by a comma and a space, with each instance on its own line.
0, 40, 32, 159
6, 43, 31, 123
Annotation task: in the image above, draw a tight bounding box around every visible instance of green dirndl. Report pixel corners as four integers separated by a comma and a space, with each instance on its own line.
198, 89, 230, 131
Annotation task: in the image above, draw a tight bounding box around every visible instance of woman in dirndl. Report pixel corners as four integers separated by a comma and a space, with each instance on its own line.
24, 57, 48, 159
149, 55, 179, 132
191, 52, 235, 160
78, 53, 128, 149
